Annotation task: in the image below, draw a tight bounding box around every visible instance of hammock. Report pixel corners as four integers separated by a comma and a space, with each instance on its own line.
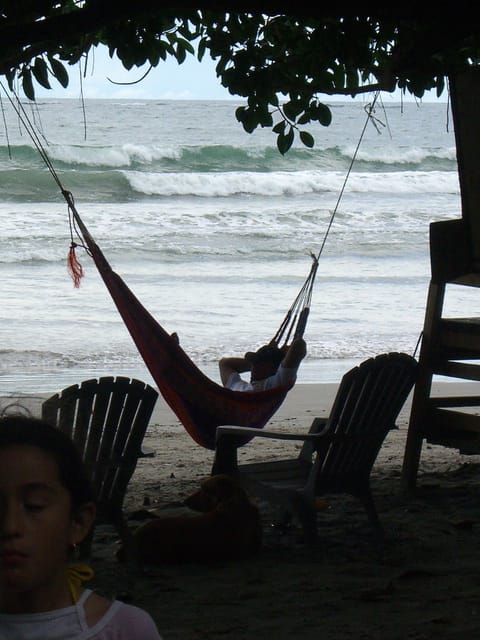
66, 197, 316, 449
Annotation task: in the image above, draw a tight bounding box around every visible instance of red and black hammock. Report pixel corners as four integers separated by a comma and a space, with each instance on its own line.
65, 191, 317, 450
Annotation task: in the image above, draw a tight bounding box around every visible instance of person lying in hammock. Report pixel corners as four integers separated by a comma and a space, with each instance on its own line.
219, 337, 306, 392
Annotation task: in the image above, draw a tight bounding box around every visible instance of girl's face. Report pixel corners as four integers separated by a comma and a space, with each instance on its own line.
0, 445, 93, 612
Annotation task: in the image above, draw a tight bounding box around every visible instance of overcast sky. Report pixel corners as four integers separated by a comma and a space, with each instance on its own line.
36, 46, 233, 100
36, 45, 445, 102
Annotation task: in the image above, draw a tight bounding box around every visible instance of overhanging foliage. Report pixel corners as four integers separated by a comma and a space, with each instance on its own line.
1, 3, 480, 152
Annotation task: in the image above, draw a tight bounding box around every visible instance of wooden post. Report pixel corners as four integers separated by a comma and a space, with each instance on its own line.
449, 70, 480, 268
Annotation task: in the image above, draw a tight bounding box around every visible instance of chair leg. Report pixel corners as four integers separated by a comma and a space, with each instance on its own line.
104, 512, 142, 601
113, 512, 142, 574
358, 488, 385, 544
290, 494, 318, 545
212, 435, 239, 474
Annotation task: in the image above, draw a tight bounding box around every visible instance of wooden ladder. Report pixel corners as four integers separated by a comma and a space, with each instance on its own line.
402, 218, 480, 490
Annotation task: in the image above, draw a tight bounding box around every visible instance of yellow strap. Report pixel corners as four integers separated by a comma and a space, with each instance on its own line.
66, 563, 95, 603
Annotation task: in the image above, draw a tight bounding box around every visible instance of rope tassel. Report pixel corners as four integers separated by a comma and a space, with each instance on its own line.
67, 242, 84, 288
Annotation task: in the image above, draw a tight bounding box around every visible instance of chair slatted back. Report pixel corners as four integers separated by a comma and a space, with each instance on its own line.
42, 376, 158, 514
314, 353, 417, 493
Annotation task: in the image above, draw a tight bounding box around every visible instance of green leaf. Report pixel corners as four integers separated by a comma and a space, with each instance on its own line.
283, 99, 303, 121
198, 39, 207, 61
242, 111, 258, 133
333, 65, 345, 89
235, 106, 247, 123
22, 69, 35, 100
236, 105, 258, 132
257, 105, 273, 127
49, 57, 69, 88
435, 75, 445, 97
5, 69, 15, 91
176, 43, 186, 64
300, 131, 315, 148
148, 49, 160, 66
180, 39, 195, 55
117, 45, 136, 70
316, 102, 332, 127
270, 94, 279, 107
32, 58, 51, 89
156, 41, 168, 61
277, 127, 294, 155
272, 120, 286, 134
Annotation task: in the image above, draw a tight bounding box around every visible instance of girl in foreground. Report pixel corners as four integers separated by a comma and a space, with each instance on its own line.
0, 415, 162, 639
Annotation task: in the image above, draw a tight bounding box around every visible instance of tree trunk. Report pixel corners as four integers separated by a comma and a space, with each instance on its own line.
449, 69, 480, 271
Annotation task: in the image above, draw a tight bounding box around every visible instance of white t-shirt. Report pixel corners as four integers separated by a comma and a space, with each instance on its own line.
0, 589, 162, 640
226, 365, 297, 392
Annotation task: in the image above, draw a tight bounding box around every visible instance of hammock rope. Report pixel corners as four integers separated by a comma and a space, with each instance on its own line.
0, 83, 94, 284
315, 96, 380, 264
271, 92, 381, 345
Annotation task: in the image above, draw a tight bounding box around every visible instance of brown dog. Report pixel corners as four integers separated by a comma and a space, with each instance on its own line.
129, 474, 262, 564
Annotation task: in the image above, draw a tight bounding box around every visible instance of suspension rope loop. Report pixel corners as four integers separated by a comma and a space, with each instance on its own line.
314, 91, 380, 264
273, 252, 319, 345
64, 189, 91, 255
0, 82, 93, 255
274, 93, 381, 343
0, 92, 12, 159
0, 83, 64, 192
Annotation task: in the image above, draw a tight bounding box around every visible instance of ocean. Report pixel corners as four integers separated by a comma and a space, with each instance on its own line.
0, 96, 469, 394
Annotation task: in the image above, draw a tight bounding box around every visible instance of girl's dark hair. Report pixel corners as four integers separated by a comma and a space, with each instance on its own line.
0, 414, 95, 509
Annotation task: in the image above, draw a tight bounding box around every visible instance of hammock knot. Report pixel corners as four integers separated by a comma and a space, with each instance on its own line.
62, 188, 74, 203
67, 241, 84, 288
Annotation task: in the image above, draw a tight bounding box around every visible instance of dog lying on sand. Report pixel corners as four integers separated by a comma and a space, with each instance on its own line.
126, 474, 262, 564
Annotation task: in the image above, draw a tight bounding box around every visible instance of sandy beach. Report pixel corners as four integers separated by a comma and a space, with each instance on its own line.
2, 381, 480, 639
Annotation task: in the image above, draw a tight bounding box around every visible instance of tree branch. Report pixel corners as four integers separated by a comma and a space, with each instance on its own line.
2, 1, 480, 74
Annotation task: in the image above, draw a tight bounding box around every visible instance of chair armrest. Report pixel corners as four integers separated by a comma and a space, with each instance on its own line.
217, 420, 395, 447
215, 425, 324, 443
213, 420, 331, 475
96, 448, 156, 468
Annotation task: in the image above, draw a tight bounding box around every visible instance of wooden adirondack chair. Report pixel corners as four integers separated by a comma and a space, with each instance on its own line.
214, 353, 417, 544
42, 376, 158, 558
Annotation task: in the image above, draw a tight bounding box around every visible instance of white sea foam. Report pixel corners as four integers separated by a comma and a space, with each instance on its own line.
48, 143, 182, 167
348, 145, 457, 164
124, 168, 459, 197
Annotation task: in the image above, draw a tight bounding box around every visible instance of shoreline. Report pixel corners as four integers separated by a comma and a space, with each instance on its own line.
0, 358, 363, 395
2, 378, 479, 427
